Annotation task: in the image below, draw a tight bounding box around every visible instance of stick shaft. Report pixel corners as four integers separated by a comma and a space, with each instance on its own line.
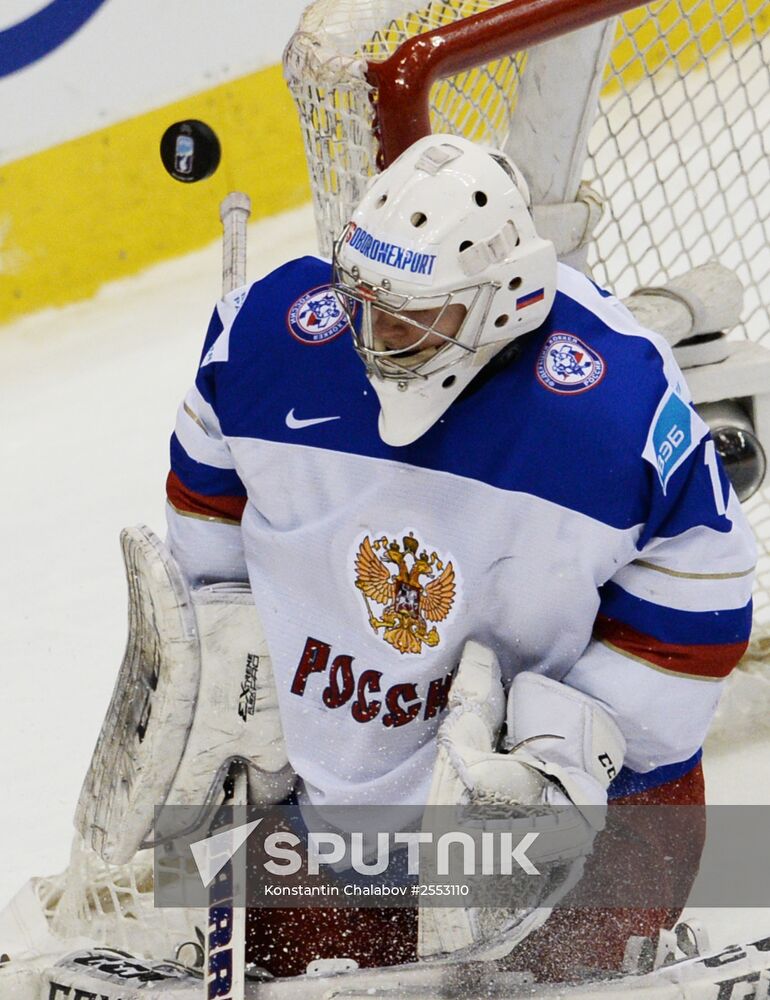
220, 193, 252, 297
205, 763, 248, 1000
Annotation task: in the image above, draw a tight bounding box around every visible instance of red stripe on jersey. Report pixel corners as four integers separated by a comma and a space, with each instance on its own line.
166, 471, 246, 524
594, 614, 747, 680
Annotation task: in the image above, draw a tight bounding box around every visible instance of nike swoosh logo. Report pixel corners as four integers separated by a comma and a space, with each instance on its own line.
285, 408, 341, 430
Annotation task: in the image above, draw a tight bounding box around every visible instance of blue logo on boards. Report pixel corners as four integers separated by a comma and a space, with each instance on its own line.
286, 285, 352, 345
652, 392, 692, 490
0, 0, 109, 78
536, 333, 605, 394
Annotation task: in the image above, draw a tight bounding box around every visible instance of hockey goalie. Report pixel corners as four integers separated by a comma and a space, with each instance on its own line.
215, 135, 753, 983
3, 134, 766, 1000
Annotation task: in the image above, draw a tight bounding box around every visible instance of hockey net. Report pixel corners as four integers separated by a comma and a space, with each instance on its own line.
35, 840, 200, 958
585, 0, 770, 648
6, 0, 769, 972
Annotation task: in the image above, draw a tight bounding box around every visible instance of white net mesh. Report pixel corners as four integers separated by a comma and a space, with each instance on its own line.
587, 1, 770, 339
584, 0, 770, 644
284, 0, 525, 258
26, 836, 202, 961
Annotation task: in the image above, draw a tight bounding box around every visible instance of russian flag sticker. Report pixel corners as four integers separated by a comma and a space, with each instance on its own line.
516, 288, 545, 310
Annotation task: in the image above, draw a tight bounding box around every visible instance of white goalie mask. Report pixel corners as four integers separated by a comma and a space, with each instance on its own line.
332, 134, 557, 446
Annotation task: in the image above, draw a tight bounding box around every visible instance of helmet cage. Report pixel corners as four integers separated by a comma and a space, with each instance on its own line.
332, 244, 499, 383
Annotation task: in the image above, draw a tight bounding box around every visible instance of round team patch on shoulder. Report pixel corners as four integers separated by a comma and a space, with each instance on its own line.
286, 285, 352, 345
536, 332, 606, 394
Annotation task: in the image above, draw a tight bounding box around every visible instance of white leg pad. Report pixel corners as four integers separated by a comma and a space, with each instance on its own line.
75, 526, 294, 866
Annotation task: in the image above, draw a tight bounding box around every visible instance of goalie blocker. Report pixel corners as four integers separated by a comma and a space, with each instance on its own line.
418, 641, 626, 962
76, 525, 295, 865
418, 641, 707, 981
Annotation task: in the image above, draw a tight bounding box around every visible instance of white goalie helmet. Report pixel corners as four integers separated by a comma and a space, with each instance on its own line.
333, 133, 557, 446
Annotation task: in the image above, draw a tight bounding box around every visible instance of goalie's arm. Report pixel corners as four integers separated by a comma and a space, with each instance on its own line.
419, 441, 754, 962
561, 434, 755, 776
165, 297, 250, 586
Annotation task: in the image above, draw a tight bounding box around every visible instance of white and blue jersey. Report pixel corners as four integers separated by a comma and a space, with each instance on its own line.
166, 257, 755, 808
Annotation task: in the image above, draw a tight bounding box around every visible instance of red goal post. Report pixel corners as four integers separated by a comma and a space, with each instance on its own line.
366, 0, 650, 168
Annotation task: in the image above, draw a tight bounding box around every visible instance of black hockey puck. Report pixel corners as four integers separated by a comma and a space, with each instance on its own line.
160, 120, 221, 182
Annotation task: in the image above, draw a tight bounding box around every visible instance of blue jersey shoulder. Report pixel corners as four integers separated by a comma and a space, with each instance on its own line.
540, 266, 698, 475
533, 267, 724, 537
208, 254, 371, 433
238, 255, 335, 336
545, 265, 676, 415
197, 257, 711, 532
467, 266, 674, 517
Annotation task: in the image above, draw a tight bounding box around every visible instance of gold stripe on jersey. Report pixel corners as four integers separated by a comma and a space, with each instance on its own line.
632, 559, 756, 581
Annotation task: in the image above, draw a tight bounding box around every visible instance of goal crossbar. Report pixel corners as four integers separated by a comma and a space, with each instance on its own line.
368, 0, 651, 166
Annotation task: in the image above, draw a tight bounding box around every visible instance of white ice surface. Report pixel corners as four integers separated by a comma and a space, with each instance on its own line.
0, 203, 317, 906
1, 201, 769, 951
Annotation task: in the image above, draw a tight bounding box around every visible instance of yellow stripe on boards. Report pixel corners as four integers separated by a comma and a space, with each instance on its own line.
0, 64, 310, 324
2, 1, 766, 324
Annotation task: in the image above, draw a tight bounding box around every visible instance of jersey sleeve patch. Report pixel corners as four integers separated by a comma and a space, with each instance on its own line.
643, 388, 709, 493
535, 332, 606, 394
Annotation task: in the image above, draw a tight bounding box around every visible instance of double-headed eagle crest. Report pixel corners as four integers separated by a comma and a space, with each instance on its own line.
354, 532, 456, 655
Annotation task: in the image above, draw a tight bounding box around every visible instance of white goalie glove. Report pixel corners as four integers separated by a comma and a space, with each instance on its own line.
418, 641, 625, 962
75, 525, 295, 865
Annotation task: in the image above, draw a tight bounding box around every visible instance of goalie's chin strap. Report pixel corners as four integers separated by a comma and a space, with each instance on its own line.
456, 337, 528, 405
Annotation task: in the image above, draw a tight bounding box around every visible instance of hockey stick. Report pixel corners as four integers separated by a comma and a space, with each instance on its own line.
204, 761, 249, 1000
202, 192, 253, 1000
220, 192, 252, 297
